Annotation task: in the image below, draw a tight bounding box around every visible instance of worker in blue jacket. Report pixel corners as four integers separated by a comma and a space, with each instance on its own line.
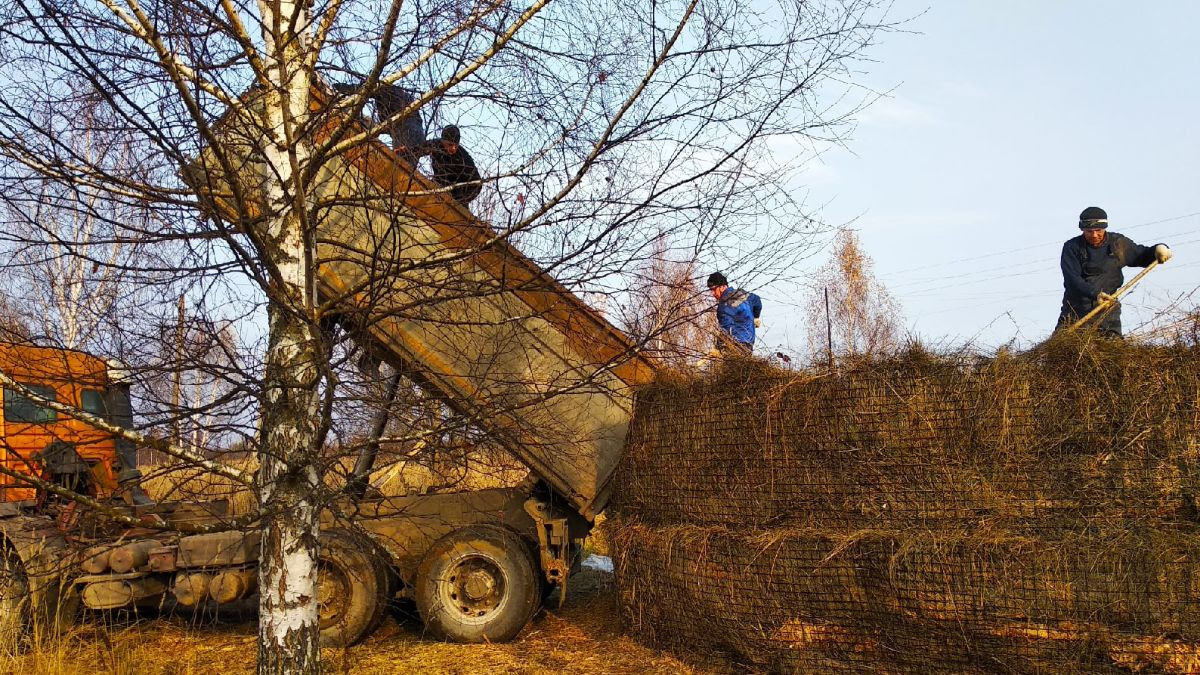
1056, 206, 1173, 337
706, 272, 762, 351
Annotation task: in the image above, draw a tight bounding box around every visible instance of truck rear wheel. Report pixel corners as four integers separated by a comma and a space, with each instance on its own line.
317, 533, 387, 647
0, 547, 29, 652
415, 525, 540, 643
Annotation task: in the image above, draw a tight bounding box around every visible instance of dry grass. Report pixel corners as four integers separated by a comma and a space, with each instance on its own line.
1, 569, 719, 675
583, 513, 610, 557
139, 458, 258, 515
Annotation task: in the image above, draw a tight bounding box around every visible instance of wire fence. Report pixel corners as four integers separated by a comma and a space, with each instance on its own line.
609, 336, 1200, 673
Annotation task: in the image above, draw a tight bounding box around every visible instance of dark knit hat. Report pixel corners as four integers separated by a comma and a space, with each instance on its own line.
441, 125, 461, 143
1079, 206, 1109, 230
706, 272, 727, 289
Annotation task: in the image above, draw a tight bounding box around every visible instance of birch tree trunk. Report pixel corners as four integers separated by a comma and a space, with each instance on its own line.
257, 311, 323, 674
254, 1, 324, 671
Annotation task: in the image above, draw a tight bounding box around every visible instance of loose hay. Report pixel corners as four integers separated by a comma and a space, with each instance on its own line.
610, 335, 1200, 673
0, 569, 707, 675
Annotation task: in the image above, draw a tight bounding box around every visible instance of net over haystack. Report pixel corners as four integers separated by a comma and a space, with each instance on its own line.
609, 336, 1200, 674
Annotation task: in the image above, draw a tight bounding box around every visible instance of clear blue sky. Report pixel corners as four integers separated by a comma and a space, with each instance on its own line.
769, 1, 1200, 351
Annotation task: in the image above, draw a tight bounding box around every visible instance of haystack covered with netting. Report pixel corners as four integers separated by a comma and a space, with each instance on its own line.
609, 337, 1200, 673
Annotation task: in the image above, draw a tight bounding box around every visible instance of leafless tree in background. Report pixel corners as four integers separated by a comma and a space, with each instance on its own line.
807, 228, 904, 361
0, 0, 899, 669
619, 235, 712, 368
0, 294, 32, 342
0, 96, 161, 352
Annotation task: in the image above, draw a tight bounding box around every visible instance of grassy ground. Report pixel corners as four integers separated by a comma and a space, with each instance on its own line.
3, 568, 718, 675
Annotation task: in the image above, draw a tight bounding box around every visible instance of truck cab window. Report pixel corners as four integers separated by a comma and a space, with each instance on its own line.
81, 389, 108, 418
4, 384, 58, 423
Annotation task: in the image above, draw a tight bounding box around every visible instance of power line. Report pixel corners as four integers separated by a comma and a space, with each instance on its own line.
891, 226, 1200, 291
889, 259, 1045, 291
887, 229, 1200, 296
903, 268, 1059, 297
879, 210, 1200, 279
919, 291, 1051, 317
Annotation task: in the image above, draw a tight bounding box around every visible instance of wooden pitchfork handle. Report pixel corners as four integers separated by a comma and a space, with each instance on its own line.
1067, 259, 1160, 332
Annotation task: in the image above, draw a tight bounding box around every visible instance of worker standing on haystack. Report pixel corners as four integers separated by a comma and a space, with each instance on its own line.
331, 79, 426, 162
413, 125, 482, 208
1056, 206, 1173, 337
707, 272, 762, 352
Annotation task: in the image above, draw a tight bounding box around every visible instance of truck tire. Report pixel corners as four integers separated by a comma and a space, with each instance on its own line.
317, 533, 387, 647
0, 547, 30, 652
415, 525, 541, 643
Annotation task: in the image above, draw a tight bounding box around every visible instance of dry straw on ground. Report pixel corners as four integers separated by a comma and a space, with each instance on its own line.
1, 569, 712, 675
610, 335, 1200, 673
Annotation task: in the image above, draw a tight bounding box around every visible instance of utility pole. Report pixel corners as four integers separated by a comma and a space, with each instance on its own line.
824, 286, 834, 368
171, 293, 185, 448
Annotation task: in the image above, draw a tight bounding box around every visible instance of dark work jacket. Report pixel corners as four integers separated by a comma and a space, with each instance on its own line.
418, 142, 482, 205
1058, 231, 1155, 334
372, 86, 425, 150
331, 83, 425, 150
716, 288, 760, 347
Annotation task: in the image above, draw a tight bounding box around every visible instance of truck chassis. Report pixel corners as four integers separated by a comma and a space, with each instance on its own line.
0, 480, 588, 648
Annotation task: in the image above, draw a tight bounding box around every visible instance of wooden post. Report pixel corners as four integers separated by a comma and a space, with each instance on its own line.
824, 287, 834, 368
171, 293, 185, 447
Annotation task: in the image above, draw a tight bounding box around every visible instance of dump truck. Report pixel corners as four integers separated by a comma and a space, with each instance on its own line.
0, 88, 655, 648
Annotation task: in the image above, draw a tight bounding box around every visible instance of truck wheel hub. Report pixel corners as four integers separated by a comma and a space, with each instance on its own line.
463, 570, 494, 600
445, 555, 505, 617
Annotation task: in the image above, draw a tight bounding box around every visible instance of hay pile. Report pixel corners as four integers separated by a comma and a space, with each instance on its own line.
609, 336, 1200, 673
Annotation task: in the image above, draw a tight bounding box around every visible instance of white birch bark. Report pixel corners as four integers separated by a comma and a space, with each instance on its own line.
253, 1, 324, 671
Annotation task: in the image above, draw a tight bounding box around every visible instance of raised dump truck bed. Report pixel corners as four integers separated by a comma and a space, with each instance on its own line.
0, 91, 657, 649
191, 89, 655, 519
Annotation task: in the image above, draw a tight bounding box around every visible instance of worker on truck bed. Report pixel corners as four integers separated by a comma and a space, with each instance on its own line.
707, 272, 762, 351
1056, 206, 1172, 337
331, 79, 426, 162
413, 125, 482, 208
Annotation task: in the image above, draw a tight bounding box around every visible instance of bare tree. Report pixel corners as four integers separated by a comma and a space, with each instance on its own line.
619, 234, 712, 368
0, 293, 32, 342
807, 228, 904, 361
0, 97, 156, 352
0, 0, 898, 669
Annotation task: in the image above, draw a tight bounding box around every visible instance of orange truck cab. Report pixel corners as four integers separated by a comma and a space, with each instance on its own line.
0, 343, 125, 503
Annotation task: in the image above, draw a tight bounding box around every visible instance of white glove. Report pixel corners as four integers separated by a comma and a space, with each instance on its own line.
1155, 244, 1173, 263
754, 318, 762, 328
1097, 291, 1116, 305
